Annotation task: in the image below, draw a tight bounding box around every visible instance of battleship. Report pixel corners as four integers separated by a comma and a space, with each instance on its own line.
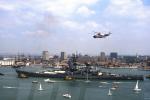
15, 68, 144, 80
15, 56, 144, 80
146, 75, 150, 79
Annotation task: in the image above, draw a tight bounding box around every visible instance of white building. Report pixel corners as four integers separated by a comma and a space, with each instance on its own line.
42, 51, 49, 61
0, 60, 15, 66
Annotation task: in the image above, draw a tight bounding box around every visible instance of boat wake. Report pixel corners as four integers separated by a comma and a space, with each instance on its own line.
85, 80, 91, 83
98, 85, 104, 88
100, 81, 110, 84
144, 98, 150, 100
3, 86, 17, 89
44, 79, 56, 83
112, 81, 122, 84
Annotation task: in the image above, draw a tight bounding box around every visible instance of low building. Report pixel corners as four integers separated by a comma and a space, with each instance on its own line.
0, 60, 15, 66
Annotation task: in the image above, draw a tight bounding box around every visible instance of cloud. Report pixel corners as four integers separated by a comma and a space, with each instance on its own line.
0, 2, 16, 11
76, 6, 95, 17
0, 0, 99, 31
0, 33, 16, 38
1, 0, 150, 55
106, 0, 142, 16
23, 30, 51, 37
105, 0, 150, 21
24, 0, 99, 18
62, 20, 81, 30
62, 19, 108, 32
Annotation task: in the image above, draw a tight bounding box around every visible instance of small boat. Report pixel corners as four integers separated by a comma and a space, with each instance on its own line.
108, 89, 112, 96
44, 79, 56, 83
38, 83, 43, 91
100, 81, 109, 84
32, 81, 38, 83
112, 81, 122, 84
111, 87, 116, 90
134, 80, 141, 91
64, 76, 73, 80
111, 83, 119, 90
62, 93, 71, 99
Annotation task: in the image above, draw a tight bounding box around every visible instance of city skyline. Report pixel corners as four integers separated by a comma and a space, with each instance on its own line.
0, 0, 150, 55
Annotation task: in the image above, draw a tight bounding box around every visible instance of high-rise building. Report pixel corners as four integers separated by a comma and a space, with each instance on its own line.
60, 52, 67, 61
42, 51, 49, 61
110, 52, 118, 59
100, 52, 106, 61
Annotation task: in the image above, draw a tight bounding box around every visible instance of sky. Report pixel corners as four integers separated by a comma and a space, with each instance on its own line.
0, 0, 150, 55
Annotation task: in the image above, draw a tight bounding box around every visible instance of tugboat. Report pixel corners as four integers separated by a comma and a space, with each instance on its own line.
0, 73, 4, 76
111, 83, 119, 90
62, 93, 71, 99
62, 91, 71, 99
146, 75, 150, 79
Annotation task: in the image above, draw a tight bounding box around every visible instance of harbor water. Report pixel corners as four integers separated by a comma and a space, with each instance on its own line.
0, 66, 150, 100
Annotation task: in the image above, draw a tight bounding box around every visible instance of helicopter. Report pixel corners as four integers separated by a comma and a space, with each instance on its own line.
93, 31, 112, 38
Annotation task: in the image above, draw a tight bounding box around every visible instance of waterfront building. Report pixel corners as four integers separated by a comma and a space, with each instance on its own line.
60, 52, 67, 61
147, 61, 150, 66
0, 59, 15, 66
0, 56, 3, 60
143, 59, 150, 70
110, 52, 118, 59
100, 52, 106, 61
77, 55, 91, 63
123, 56, 136, 64
42, 51, 49, 61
